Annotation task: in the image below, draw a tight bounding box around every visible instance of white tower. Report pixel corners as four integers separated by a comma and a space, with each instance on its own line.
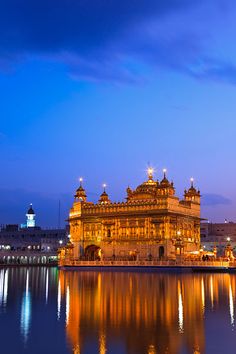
26, 204, 36, 228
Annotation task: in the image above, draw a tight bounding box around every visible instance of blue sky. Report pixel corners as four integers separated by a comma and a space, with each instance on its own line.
0, 0, 236, 227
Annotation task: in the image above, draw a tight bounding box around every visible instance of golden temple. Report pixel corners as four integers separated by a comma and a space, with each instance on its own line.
60, 168, 201, 263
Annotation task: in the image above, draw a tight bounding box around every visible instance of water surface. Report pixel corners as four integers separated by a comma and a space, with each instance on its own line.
0, 267, 235, 354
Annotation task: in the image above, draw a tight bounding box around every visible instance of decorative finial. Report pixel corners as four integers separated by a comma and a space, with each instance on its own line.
79, 177, 83, 186
163, 168, 167, 178
190, 177, 194, 187
147, 167, 154, 180
103, 183, 107, 192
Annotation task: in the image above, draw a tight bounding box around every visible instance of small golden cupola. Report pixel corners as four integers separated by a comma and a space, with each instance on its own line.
98, 184, 111, 204
157, 169, 175, 196
75, 178, 87, 202
126, 186, 133, 200
184, 178, 200, 203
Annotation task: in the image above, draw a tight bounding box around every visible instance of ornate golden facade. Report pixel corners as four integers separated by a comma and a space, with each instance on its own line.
67, 169, 201, 261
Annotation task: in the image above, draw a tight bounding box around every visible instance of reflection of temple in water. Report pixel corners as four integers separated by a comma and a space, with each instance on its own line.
59, 271, 210, 354
59, 271, 236, 354
0, 268, 236, 352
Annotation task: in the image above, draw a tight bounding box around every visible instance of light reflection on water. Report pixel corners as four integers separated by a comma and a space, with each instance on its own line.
20, 270, 31, 343
201, 278, 205, 314
66, 285, 70, 327
58, 279, 61, 320
60, 271, 236, 354
0, 268, 236, 353
0, 269, 8, 308
229, 279, 234, 327
45, 268, 49, 304
177, 280, 184, 333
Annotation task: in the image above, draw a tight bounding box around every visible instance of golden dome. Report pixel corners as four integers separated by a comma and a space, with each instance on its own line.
126, 169, 158, 201
160, 170, 170, 186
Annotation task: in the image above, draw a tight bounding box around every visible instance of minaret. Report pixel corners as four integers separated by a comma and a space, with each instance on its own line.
26, 204, 36, 228
74, 178, 87, 202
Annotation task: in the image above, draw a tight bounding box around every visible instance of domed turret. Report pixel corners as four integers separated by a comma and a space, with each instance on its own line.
75, 178, 87, 202
98, 184, 111, 204
27, 204, 35, 215
157, 169, 175, 196
126, 186, 133, 200
160, 169, 170, 186
184, 178, 200, 203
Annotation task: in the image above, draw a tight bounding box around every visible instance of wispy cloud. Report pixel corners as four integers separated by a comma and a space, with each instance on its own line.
201, 193, 232, 206
0, 0, 236, 84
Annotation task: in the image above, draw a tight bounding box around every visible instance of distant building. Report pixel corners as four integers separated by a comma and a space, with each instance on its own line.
22, 203, 36, 228
60, 169, 201, 263
0, 204, 68, 265
27, 203, 36, 227
201, 221, 236, 255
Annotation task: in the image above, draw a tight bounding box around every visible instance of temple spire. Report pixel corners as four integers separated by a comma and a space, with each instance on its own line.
190, 177, 194, 188
163, 168, 167, 179
147, 167, 154, 181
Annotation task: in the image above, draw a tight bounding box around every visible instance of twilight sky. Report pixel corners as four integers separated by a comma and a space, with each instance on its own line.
0, 0, 236, 227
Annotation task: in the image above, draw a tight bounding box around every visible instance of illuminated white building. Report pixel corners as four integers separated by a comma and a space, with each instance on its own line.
26, 204, 36, 228
0, 205, 68, 264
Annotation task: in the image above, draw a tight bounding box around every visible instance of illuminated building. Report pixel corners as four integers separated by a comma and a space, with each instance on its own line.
64, 168, 201, 261
26, 204, 36, 228
201, 222, 236, 255
20, 204, 36, 229
0, 204, 68, 265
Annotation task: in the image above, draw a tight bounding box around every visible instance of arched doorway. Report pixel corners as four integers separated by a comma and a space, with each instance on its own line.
85, 245, 101, 260
159, 246, 165, 260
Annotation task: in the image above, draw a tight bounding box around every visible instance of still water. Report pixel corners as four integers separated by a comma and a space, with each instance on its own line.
0, 267, 235, 354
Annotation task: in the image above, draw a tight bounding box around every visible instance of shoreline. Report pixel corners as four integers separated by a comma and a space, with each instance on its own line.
58, 259, 236, 273
59, 265, 236, 273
